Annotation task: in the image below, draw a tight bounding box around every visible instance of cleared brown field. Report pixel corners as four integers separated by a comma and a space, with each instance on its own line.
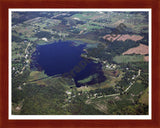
144, 56, 149, 62
103, 34, 120, 42
103, 34, 143, 42
122, 43, 149, 55
117, 34, 143, 41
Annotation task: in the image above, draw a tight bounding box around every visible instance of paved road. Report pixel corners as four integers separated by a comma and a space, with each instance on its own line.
19, 42, 31, 74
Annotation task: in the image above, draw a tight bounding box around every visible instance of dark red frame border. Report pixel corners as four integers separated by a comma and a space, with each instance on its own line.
0, 0, 160, 128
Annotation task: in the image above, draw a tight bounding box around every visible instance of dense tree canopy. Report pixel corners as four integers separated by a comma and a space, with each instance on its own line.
34, 31, 52, 39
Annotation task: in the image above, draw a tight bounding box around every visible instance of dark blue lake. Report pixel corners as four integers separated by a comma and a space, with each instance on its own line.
31, 40, 106, 87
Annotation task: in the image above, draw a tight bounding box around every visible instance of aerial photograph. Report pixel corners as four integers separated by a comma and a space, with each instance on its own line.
10, 10, 150, 116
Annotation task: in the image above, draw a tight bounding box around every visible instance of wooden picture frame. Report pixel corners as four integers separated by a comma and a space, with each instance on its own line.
0, 0, 160, 127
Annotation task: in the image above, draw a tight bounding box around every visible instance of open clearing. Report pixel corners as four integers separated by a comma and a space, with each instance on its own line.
103, 34, 143, 42
144, 56, 149, 62
123, 44, 149, 55
139, 87, 149, 105
113, 55, 144, 63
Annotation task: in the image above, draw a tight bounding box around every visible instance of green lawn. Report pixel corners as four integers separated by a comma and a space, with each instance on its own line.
78, 74, 97, 84
113, 55, 144, 63
139, 87, 149, 105
71, 13, 94, 21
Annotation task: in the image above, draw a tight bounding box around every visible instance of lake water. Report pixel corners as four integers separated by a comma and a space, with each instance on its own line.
31, 40, 106, 87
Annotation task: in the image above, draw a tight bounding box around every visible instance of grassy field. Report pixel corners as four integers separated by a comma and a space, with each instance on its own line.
77, 23, 103, 31
78, 74, 97, 84
113, 55, 144, 63
65, 37, 103, 44
139, 87, 149, 105
28, 71, 75, 88
29, 71, 48, 85
128, 81, 147, 95
71, 13, 95, 21
88, 94, 133, 115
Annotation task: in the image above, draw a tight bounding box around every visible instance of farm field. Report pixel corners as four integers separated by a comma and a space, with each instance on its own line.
103, 34, 144, 42
113, 55, 144, 63
123, 44, 149, 55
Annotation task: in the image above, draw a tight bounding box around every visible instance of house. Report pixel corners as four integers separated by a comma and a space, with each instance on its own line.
42, 37, 48, 42
66, 91, 72, 95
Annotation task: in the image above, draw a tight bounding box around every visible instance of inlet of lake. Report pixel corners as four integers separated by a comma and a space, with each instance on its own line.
31, 40, 106, 87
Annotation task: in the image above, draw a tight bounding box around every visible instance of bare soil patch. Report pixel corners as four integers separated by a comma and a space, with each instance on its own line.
122, 44, 148, 55
103, 34, 143, 42
144, 56, 149, 62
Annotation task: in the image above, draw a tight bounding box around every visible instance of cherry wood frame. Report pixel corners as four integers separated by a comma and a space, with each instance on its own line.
0, 0, 160, 128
